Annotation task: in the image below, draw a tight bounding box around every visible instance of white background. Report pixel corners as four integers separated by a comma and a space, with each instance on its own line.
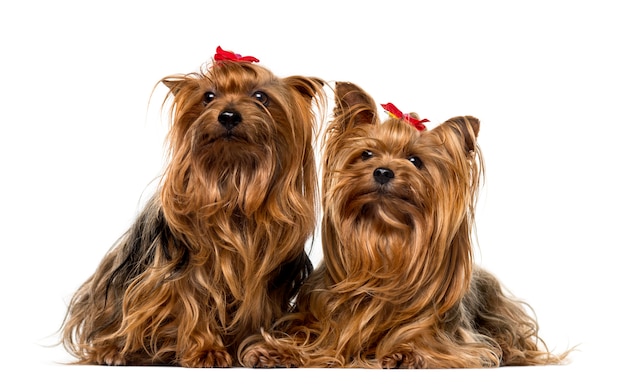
1, 1, 624, 383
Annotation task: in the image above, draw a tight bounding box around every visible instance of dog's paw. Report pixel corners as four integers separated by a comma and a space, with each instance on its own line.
380, 351, 424, 369
180, 348, 233, 368
240, 346, 300, 368
96, 348, 128, 366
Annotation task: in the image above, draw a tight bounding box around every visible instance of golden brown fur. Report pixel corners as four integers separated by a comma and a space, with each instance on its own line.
61, 53, 324, 367
240, 82, 569, 368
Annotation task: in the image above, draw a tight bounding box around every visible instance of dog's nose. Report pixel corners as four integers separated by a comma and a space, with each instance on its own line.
373, 167, 394, 185
218, 110, 242, 130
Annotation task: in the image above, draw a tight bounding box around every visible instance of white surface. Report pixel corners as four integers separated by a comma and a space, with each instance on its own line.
1, 0, 623, 383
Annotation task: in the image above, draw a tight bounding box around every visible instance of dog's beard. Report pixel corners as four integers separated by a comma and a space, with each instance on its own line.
325, 173, 427, 285
348, 193, 418, 231
190, 134, 277, 203
330, 169, 425, 234
165, 110, 286, 218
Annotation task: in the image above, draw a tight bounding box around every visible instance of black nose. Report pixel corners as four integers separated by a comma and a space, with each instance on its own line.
373, 167, 394, 185
218, 110, 242, 130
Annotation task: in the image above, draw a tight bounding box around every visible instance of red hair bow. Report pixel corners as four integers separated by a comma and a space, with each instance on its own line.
214, 46, 259, 63
381, 102, 429, 131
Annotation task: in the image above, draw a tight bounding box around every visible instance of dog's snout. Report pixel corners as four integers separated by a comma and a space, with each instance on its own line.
373, 167, 395, 185
218, 110, 242, 130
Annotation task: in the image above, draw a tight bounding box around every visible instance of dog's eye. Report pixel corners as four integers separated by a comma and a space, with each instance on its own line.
408, 155, 423, 169
361, 150, 373, 160
203, 92, 216, 105
252, 91, 269, 107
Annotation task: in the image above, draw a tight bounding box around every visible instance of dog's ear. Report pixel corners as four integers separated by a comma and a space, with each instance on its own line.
334, 82, 378, 126
161, 78, 186, 96
284, 76, 325, 102
441, 116, 480, 153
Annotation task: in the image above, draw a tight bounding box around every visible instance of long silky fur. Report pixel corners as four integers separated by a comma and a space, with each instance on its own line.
61, 59, 324, 367
239, 82, 570, 368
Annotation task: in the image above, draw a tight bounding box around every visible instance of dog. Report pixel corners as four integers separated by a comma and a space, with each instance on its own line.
60, 46, 325, 367
240, 81, 569, 368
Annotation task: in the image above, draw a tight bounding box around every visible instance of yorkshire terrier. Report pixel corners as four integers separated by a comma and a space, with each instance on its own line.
61, 46, 324, 367
240, 81, 570, 368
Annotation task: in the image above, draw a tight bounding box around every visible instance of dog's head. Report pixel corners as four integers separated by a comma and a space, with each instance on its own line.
159, 48, 324, 220
322, 81, 482, 309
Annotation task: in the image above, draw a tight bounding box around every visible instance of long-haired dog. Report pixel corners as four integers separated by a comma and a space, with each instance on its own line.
61, 46, 324, 367
240, 81, 569, 368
